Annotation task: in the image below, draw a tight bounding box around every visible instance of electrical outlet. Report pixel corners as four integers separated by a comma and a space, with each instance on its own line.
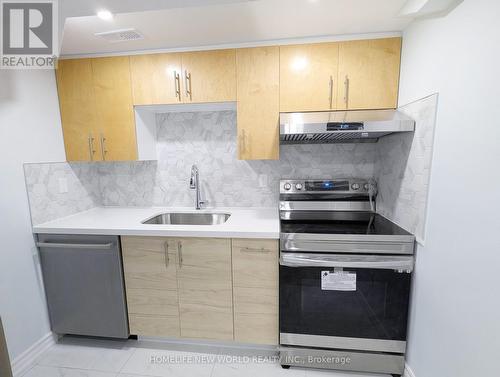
258, 174, 268, 188
58, 178, 68, 193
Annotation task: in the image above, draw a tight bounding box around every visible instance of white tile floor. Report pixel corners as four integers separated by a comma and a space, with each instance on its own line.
23, 337, 390, 377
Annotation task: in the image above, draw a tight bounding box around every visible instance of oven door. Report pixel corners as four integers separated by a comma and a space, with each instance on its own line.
279, 253, 413, 353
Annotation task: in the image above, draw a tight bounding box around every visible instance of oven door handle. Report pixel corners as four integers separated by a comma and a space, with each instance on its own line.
279, 253, 414, 271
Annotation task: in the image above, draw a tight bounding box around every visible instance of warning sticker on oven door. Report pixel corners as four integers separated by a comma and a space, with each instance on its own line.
321, 271, 357, 291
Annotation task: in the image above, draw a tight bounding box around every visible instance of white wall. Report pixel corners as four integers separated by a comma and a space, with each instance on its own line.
0, 69, 65, 360
399, 1, 500, 376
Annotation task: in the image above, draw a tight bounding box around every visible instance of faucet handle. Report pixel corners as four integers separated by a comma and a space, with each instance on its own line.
189, 177, 195, 188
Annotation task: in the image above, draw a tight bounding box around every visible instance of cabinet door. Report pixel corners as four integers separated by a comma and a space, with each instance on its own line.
91, 57, 138, 161
176, 238, 233, 340
280, 42, 339, 112
236, 47, 279, 160
337, 37, 401, 110
121, 236, 180, 337
180, 49, 236, 103
130, 53, 183, 105
232, 239, 278, 345
56, 59, 100, 161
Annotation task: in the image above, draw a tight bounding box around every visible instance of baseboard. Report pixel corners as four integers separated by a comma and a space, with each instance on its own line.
404, 363, 416, 377
11, 332, 56, 377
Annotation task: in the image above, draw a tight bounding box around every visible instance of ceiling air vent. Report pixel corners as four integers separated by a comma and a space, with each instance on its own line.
94, 28, 144, 43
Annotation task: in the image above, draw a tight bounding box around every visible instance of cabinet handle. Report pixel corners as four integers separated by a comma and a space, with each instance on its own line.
241, 247, 271, 253
185, 70, 192, 100
163, 241, 169, 268
344, 75, 350, 108
328, 75, 333, 109
174, 70, 181, 101
100, 133, 107, 161
88, 133, 96, 161
177, 241, 183, 268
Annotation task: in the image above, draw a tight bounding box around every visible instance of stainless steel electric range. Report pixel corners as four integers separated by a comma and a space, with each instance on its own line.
278, 179, 415, 377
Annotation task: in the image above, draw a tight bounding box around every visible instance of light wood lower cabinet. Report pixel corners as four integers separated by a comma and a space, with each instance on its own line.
232, 239, 279, 345
176, 238, 233, 340
121, 236, 180, 337
121, 236, 278, 344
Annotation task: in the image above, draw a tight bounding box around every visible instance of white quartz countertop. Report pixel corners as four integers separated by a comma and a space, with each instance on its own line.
32, 207, 280, 239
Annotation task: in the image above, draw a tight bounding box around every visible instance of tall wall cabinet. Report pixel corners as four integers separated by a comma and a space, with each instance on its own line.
56, 37, 402, 162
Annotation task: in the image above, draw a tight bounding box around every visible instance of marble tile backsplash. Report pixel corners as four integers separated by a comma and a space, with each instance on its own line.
375, 94, 438, 242
24, 162, 100, 225
99, 111, 377, 207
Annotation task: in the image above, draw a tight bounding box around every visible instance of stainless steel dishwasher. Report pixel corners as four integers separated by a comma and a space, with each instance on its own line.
37, 234, 129, 339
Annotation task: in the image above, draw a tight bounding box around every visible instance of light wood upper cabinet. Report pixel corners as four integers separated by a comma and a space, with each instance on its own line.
180, 49, 236, 103
280, 42, 339, 112
56, 59, 100, 162
236, 47, 280, 160
121, 236, 180, 338
232, 239, 278, 345
337, 37, 402, 110
130, 53, 183, 105
91, 57, 137, 161
56, 57, 138, 162
176, 238, 233, 340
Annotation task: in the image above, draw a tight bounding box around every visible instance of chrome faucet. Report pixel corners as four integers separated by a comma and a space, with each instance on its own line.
189, 165, 205, 210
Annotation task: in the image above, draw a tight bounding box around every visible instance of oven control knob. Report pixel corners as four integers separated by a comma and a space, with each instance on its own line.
295, 183, 303, 190
284, 183, 292, 190
364, 183, 370, 191
351, 183, 360, 190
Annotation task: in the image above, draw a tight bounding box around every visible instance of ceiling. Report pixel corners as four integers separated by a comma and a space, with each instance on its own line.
59, 0, 414, 57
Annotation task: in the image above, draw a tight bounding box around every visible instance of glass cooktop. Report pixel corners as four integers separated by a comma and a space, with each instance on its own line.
280, 211, 412, 236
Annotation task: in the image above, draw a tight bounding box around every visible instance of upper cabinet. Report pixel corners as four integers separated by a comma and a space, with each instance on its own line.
337, 37, 402, 110
236, 46, 280, 160
280, 42, 339, 112
91, 57, 137, 161
130, 53, 183, 105
56, 57, 137, 162
56, 59, 100, 162
180, 49, 236, 103
129, 49, 236, 105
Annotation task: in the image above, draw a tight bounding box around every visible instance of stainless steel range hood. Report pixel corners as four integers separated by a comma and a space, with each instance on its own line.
280, 109, 415, 144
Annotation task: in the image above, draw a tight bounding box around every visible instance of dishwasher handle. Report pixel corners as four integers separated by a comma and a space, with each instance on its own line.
36, 242, 113, 250
280, 253, 414, 272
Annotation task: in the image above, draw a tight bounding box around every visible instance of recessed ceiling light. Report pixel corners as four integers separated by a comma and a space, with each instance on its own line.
97, 10, 113, 21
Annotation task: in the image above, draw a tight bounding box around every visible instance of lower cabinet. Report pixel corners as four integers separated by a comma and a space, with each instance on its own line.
176, 238, 233, 340
121, 237, 180, 337
232, 239, 279, 345
121, 236, 278, 344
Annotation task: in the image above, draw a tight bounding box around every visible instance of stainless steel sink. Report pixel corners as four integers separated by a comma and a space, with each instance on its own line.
142, 212, 231, 225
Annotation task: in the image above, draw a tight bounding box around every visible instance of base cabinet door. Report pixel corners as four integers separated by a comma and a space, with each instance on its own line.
176, 238, 233, 340
121, 236, 180, 337
232, 239, 279, 344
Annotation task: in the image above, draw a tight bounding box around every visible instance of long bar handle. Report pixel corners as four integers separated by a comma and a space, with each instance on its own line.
344, 75, 350, 108
280, 254, 413, 271
174, 70, 181, 101
164, 241, 169, 268
88, 133, 95, 161
241, 247, 272, 253
100, 133, 107, 161
185, 70, 192, 100
178, 241, 183, 268
36, 242, 113, 250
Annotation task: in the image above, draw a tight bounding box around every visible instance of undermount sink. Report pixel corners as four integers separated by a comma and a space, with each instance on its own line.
141, 212, 231, 225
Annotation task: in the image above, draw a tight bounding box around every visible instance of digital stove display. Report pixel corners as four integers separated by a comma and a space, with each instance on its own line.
304, 180, 349, 191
